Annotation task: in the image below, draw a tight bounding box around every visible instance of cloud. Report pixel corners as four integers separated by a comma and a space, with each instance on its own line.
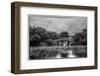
29, 15, 87, 35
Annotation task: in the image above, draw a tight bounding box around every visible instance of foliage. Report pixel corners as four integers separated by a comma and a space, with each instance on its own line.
59, 31, 69, 38
30, 48, 59, 59
45, 39, 54, 46
71, 29, 87, 45
30, 26, 62, 46
30, 25, 87, 46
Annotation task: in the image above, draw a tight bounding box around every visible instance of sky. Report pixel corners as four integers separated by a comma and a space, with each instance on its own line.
29, 15, 87, 35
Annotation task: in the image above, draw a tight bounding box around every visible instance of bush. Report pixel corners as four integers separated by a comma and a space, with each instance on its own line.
30, 48, 59, 59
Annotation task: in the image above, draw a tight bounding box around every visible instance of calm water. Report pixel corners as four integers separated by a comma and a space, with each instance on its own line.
30, 46, 87, 59
48, 50, 76, 59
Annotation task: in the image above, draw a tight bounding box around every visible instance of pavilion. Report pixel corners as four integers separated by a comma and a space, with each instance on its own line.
53, 37, 73, 46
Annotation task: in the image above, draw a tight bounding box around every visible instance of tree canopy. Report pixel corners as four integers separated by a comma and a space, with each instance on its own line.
30, 26, 87, 46
29, 26, 60, 46
59, 31, 69, 38
71, 28, 87, 45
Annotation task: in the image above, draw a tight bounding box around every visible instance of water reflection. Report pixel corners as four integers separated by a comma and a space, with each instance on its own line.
53, 50, 76, 58
30, 46, 87, 59
67, 50, 76, 58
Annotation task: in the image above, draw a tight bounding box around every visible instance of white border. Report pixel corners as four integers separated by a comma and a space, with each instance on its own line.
20, 7, 95, 70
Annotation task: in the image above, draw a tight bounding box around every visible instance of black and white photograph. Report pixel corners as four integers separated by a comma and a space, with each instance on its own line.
29, 15, 87, 60
11, 2, 97, 73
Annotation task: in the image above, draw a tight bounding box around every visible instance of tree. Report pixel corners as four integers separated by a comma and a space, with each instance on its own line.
29, 26, 59, 46
71, 28, 87, 45
29, 26, 41, 46
45, 39, 54, 46
30, 34, 41, 46
80, 29, 87, 45
59, 31, 69, 38
48, 31, 59, 40
30, 26, 46, 46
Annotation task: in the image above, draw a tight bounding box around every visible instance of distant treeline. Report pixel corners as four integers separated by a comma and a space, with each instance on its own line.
29, 26, 87, 46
